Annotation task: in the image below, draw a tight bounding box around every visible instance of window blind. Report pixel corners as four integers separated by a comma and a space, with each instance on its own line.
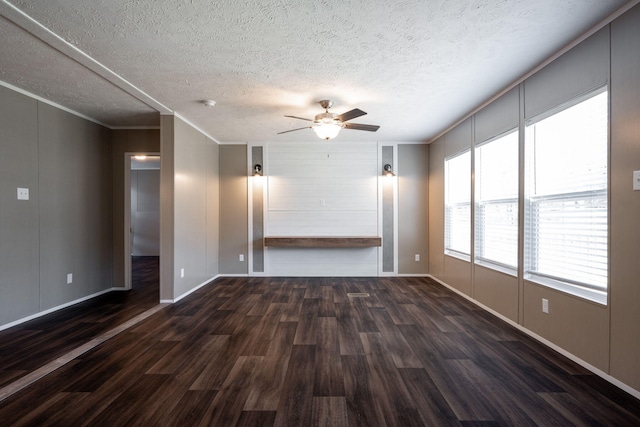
475, 130, 519, 271
524, 88, 608, 301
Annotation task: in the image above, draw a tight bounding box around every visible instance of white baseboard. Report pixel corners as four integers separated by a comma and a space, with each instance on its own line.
397, 274, 430, 277
426, 274, 640, 401
0, 287, 120, 332
171, 275, 221, 303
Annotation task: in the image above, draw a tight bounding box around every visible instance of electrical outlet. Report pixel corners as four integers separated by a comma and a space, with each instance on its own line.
67, 273, 73, 284
239, 254, 245, 262
17, 188, 29, 200
415, 254, 420, 262
634, 170, 640, 191
542, 298, 549, 314
180, 268, 185, 278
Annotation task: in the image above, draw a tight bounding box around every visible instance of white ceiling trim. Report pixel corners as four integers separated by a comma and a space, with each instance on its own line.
1, 0, 172, 114
0, 78, 109, 127
111, 126, 160, 130
170, 112, 221, 145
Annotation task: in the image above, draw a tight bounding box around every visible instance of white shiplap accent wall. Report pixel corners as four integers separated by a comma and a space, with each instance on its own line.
265, 141, 379, 276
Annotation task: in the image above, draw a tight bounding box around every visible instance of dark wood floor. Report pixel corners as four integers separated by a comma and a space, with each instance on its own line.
1, 272, 640, 426
0, 256, 159, 389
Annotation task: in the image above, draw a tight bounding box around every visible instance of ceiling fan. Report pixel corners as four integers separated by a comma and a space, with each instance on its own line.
278, 100, 380, 140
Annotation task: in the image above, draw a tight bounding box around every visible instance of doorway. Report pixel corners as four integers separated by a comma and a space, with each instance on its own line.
124, 153, 160, 291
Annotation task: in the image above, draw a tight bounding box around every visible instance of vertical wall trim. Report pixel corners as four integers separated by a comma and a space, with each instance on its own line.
123, 154, 132, 290
606, 23, 613, 372
393, 144, 399, 274
470, 116, 476, 297
251, 145, 264, 273
159, 114, 175, 301
517, 83, 526, 325
382, 146, 395, 273
36, 101, 41, 312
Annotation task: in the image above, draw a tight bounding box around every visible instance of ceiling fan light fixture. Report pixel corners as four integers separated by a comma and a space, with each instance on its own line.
313, 123, 342, 140
278, 99, 379, 139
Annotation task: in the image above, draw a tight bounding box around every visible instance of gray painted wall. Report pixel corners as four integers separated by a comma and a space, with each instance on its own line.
38, 103, 113, 309
159, 115, 220, 301
609, 4, 640, 391
173, 117, 220, 298
398, 144, 429, 275
220, 145, 248, 274
0, 85, 40, 325
159, 115, 175, 301
207, 141, 220, 277
1, 86, 113, 326
428, 136, 445, 279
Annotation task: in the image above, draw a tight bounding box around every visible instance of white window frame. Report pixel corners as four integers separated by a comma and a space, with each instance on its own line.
524, 86, 609, 305
474, 129, 519, 276
445, 149, 471, 261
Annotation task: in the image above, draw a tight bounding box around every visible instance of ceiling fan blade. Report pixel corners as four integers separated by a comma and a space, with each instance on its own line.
277, 126, 312, 134
337, 108, 367, 122
343, 123, 380, 132
284, 115, 313, 122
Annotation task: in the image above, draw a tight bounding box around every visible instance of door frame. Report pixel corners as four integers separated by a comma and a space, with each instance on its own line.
124, 152, 160, 290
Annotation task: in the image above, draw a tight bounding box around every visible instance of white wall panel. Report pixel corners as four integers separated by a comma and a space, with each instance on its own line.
268, 248, 378, 276
265, 141, 379, 275
268, 211, 378, 236
268, 177, 377, 211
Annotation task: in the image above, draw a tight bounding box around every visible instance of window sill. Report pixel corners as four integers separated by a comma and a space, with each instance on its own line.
475, 259, 517, 277
524, 273, 607, 306
445, 250, 470, 263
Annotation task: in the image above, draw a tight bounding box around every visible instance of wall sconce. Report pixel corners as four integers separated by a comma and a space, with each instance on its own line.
253, 164, 263, 176
383, 164, 395, 177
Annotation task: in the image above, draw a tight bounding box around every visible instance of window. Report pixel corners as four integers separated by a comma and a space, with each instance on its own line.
445, 150, 471, 259
524, 87, 608, 304
475, 130, 519, 273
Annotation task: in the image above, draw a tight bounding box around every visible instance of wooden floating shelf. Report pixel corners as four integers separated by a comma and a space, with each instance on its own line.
264, 236, 382, 248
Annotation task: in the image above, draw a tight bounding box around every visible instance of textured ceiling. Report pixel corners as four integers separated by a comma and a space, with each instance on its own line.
0, 0, 631, 143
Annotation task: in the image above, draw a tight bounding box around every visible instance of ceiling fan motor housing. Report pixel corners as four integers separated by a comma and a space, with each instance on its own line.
318, 99, 334, 110
315, 111, 342, 126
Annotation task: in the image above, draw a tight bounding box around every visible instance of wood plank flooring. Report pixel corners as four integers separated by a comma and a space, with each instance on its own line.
0, 256, 159, 389
1, 274, 640, 426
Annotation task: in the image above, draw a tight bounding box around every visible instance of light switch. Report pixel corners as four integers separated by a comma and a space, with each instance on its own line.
17, 188, 29, 200
634, 170, 640, 191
